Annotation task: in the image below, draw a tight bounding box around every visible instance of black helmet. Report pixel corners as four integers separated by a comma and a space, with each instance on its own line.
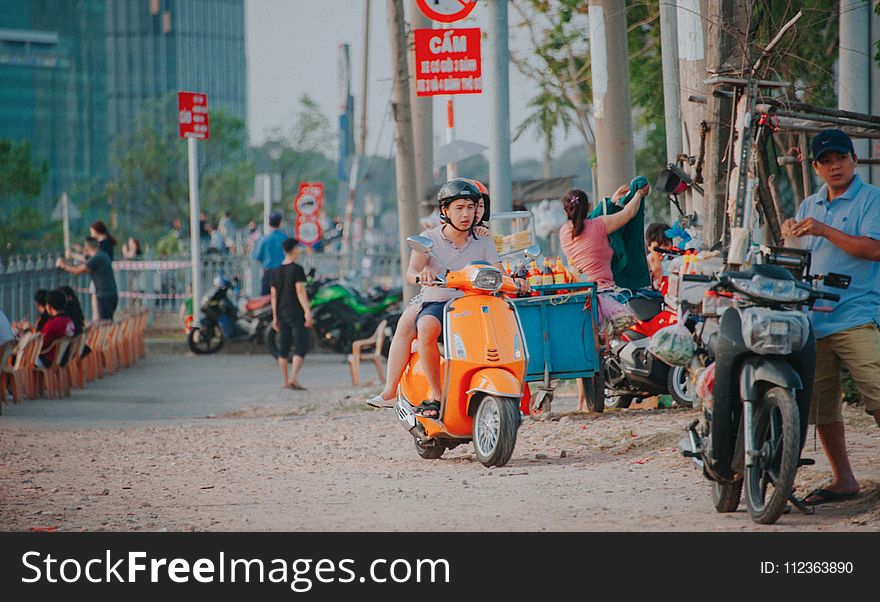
437, 178, 481, 210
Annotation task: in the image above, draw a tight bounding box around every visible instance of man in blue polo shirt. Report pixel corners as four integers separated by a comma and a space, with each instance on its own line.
250, 211, 289, 296
782, 129, 880, 506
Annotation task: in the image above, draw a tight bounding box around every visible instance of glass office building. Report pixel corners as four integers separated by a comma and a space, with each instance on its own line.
0, 0, 246, 204
0, 0, 108, 203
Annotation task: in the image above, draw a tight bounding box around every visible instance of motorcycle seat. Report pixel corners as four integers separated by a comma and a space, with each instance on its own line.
627, 296, 664, 322
245, 295, 271, 312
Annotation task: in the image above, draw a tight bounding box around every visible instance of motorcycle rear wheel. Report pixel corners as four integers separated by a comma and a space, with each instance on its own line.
668, 365, 695, 408
744, 387, 800, 524
712, 479, 743, 513
473, 396, 520, 467
187, 324, 224, 355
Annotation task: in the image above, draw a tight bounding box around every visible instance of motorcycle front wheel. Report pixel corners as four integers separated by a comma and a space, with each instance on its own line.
187, 323, 224, 355
744, 387, 800, 524
473, 395, 520, 467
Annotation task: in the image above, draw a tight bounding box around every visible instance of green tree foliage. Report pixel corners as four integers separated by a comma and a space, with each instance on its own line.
0, 139, 49, 253
111, 93, 254, 242
251, 95, 339, 213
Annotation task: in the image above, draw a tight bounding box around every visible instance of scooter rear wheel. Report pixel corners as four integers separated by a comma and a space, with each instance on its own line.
473, 395, 520, 467
414, 438, 445, 460
668, 365, 695, 408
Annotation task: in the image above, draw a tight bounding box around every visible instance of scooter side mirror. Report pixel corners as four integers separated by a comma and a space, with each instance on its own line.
406, 235, 434, 255
524, 245, 542, 259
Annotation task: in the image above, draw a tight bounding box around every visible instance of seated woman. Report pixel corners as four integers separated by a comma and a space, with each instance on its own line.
558, 183, 648, 411
367, 178, 517, 412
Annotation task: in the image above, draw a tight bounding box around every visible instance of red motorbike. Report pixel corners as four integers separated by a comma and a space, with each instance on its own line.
603, 248, 694, 409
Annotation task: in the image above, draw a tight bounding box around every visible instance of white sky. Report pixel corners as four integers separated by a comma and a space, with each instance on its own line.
244, 0, 579, 163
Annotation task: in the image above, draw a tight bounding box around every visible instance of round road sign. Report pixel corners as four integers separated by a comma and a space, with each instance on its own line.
416, 0, 477, 23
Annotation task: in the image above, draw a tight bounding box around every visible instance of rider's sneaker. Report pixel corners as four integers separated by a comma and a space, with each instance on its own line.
367, 394, 396, 409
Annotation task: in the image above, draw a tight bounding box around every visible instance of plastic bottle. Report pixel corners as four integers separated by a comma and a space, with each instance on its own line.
527, 261, 542, 288
553, 257, 566, 284
503, 260, 512, 276
542, 258, 554, 286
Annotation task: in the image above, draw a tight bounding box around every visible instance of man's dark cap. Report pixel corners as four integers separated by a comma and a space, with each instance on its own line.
268, 211, 282, 227
811, 129, 855, 161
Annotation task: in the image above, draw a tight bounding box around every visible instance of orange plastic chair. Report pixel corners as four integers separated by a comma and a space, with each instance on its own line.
4, 333, 42, 402
61, 333, 85, 395
0, 339, 16, 408
34, 337, 70, 399
347, 319, 388, 386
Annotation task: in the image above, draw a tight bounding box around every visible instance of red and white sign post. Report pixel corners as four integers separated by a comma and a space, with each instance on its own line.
293, 182, 324, 247
178, 91, 210, 325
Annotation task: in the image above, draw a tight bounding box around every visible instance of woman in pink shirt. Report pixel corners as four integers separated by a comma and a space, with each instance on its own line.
558, 185, 647, 286
558, 184, 648, 412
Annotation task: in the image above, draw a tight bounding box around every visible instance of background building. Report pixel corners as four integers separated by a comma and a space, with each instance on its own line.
0, 0, 246, 204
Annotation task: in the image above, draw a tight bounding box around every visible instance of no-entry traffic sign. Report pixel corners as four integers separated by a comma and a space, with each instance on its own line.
416, 0, 477, 23
414, 28, 482, 96
294, 182, 325, 247
178, 91, 210, 140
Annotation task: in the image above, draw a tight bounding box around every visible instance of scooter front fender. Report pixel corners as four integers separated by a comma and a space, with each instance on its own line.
466, 368, 523, 416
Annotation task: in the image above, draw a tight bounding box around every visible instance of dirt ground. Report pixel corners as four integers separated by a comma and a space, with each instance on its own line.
1, 354, 878, 532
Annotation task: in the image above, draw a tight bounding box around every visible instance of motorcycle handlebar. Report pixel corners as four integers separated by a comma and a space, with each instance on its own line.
813, 290, 840, 302
681, 274, 713, 283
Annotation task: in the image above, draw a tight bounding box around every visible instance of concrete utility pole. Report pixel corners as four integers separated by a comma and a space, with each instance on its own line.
486, 0, 513, 212
359, 0, 371, 158
676, 0, 707, 223
409, 1, 434, 205
660, 0, 682, 166
588, 0, 635, 199
703, 0, 748, 248
387, 0, 421, 300
872, 6, 880, 185
839, 0, 872, 182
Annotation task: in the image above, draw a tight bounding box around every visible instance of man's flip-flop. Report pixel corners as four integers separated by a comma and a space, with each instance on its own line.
801, 488, 859, 506
366, 395, 396, 409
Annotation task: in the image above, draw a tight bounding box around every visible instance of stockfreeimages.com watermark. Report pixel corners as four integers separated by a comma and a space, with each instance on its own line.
21, 551, 450, 592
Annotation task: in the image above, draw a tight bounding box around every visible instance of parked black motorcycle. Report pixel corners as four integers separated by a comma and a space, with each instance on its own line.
186, 275, 273, 355
680, 246, 850, 524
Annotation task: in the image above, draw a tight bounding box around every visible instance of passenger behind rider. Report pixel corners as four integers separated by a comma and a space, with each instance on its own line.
645, 222, 673, 293
367, 179, 523, 415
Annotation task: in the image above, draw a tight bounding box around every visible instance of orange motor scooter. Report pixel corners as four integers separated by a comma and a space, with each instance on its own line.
395, 235, 531, 467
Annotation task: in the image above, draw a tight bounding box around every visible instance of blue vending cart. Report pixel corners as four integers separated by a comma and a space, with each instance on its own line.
512, 282, 604, 416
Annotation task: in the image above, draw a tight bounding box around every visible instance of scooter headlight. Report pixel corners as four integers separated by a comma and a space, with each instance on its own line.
729, 274, 810, 303
740, 307, 810, 355
472, 267, 503, 292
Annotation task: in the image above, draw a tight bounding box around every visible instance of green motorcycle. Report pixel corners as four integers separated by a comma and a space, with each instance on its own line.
267, 271, 402, 356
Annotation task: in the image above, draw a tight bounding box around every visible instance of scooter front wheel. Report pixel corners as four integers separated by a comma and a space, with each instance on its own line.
744, 387, 800, 524
712, 479, 743, 513
473, 395, 520, 467
187, 324, 224, 355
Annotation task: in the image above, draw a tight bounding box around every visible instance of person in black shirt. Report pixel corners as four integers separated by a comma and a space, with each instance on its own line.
270, 238, 313, 390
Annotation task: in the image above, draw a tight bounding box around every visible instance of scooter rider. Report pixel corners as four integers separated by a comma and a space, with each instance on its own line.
380, 179, 522, 417
368, 179, 521, 410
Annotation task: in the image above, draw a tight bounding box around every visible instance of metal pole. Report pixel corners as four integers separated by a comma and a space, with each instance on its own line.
659, 0, 681, 165
589, 0, 635, 199
188, 137, 202, 327
263, 173, 271, 234
61, 191, 71, 258
387, 0, 421, 300
486, 0, 512, 212
839, 0, 871, 181
410, 2, 434, 204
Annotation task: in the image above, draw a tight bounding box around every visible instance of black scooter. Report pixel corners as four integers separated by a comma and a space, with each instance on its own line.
680, 246, 850, 524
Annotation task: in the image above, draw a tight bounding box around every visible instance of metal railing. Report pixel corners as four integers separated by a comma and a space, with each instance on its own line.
0, 246, 402, 325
